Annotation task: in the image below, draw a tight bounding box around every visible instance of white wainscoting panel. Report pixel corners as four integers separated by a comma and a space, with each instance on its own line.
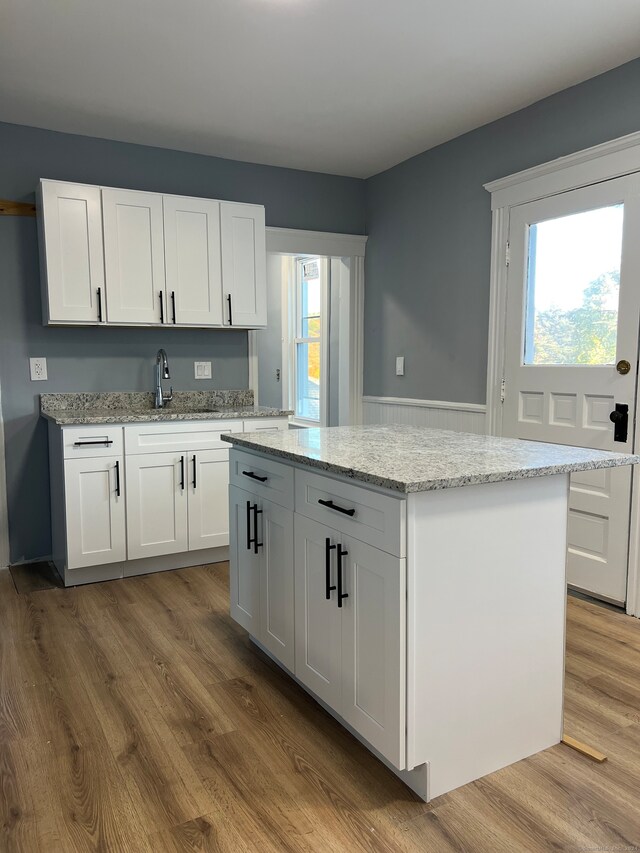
362, 396, 486, 434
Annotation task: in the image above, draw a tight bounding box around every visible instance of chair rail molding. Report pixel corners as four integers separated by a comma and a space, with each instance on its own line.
363, 396, 486, 434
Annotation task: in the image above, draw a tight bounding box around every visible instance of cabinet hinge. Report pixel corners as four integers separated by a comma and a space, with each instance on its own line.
505, 242, 510, 267
500, 378, 506, 404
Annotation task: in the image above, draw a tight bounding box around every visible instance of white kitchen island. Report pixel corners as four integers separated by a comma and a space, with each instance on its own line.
222, 424, 638, 802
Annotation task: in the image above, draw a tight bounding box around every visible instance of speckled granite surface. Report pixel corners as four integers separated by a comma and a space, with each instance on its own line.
41, 391, 292, 425
221, 424, 640, 493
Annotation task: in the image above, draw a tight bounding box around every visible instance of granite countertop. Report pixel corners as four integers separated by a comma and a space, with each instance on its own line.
40, 391, 292, 426
221, 424, 640, 493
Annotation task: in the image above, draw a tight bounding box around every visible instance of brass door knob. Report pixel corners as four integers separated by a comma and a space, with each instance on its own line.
617, 360, 631, 375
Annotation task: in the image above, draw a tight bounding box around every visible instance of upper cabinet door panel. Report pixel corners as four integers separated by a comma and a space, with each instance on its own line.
163, 196, 223, 327
39, 181, 105, 324
102, 189, 166, 324
220, 203, 267, 328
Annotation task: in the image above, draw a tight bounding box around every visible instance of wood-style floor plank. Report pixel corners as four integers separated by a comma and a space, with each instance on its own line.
1, 565, 640, 852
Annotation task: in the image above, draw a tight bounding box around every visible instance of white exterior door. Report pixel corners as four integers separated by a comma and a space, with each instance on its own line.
126, 453, 188, 560
259, 498, 294, 671
64, 457, 126, 569
102, 188, 166, 324
163, 196, 223, 326
188, 449, 230, 550
220, 202, 267, 327
503, 174, 640, 604
229, 485, 261, 635
294, 515, 342, 710
339, 534, 405, 768
39, 181, 105, 324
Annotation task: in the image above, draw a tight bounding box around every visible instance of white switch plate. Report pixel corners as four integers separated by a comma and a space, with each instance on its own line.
396, 356, 405, 376
194, 361, 212, 379
30, 357, 48, 381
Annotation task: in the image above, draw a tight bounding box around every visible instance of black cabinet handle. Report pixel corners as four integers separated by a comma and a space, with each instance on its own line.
227, 293, 233, 325
192, 455, 197, 489
159, 291, 164, 324
97, 287, 103, 322
242, 470, 268, 483
73, 440, 114, 447
180, 455, 185, 491
253, 505, 263, 554
171, 291, 176, 324
337, 545, 349, 608
318, 498, 356, 517
325, 537, 337, 600
115, 460, 121, 497
246, 500, 252, 550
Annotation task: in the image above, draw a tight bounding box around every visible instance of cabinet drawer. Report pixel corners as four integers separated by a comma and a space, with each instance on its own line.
295, 469, 406, 558
62, 425, 124, 459
124, 420, 243, 455
242, 418, 289, 433
229, 449, 294, 509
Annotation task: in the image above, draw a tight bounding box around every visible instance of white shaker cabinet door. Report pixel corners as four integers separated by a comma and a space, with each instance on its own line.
39, 181, 105, 324
294, 515, 342, 711
339, 535, 406, 769
102, 188, 166, 324
229, 485, 261, 636
163, 196, 223, 326
64, 456, 126, 569
126, 452, 188, 560
259, 498, 295, 671
188, 449, 230, 550
220, 202, 267, 328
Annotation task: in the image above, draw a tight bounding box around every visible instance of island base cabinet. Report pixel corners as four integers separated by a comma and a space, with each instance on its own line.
294, 515, 406, 769
229, 485, 295, 671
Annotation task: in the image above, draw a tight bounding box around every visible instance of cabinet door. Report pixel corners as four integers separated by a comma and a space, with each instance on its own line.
64, 457, 125, 569
102, 189, 166, 324
229, 485, 260, 635
339, 535, 406, 769
259, 498, 294, 671
220, 202, 267, 328
188, 449, 230, 550
126, 453, 188, 560
294, 515, 342, 710
163, 196, 223, 326
39, 181, 105, 324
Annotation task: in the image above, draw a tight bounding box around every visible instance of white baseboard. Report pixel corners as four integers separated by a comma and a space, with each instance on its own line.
362, 395, 486, 434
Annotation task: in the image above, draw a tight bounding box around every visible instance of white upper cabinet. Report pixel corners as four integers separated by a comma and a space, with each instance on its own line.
221, 202, 267, 328
38, 181, 105, 324
163, 196, 223, 327
102, 189, 166, 325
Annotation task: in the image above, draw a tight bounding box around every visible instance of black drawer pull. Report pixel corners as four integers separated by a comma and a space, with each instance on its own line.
325, 537, 336, 600
115, 460, 121, 497
227, 293, 233, 325
192, 455, 197, 489
97, 287, 103, 322
337, 545, 349, 608
159, 291, 165, 324
253, 505, 263, 554
180, 455, 185, 491
171, 290, 177, 324
246, 500, 252, 550
318, 498, 355, 517
242, 470, 268, 483
73, 440, 114, 447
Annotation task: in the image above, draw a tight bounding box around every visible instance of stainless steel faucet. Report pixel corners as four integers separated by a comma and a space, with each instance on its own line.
154, 349, 173, 409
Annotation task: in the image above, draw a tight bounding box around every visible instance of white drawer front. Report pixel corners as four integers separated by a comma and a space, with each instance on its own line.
242, 418, 289, 433
229, 449, 294, 509
295, 469, 405, 558
62, 425, 124, 459
124, 420, 243, 455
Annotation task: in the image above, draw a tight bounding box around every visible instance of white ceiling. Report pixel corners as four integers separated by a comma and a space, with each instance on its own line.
2, 0, 640, 178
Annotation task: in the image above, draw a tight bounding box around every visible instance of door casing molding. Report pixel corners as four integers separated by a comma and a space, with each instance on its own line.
0, 381, 10, 568
484, 129, 640, 617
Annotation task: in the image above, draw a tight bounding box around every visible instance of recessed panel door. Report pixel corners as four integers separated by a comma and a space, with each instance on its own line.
229, 485, 260, 635
126, 452, 188, 559
220, 202, 267, 327
188, 449, 230, 550
259, 497, 294, 671
503, 174, 640, 603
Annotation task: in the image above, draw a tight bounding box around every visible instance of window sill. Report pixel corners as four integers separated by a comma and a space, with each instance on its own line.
289, 418, 322, 429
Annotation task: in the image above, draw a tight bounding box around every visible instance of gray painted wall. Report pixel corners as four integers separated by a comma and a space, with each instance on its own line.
364, 57, 640, 404
0, 121, 365, 562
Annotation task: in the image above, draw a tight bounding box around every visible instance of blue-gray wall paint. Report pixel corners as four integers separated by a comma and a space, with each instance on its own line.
364, 57, 640, 404
0, 121, 365, 561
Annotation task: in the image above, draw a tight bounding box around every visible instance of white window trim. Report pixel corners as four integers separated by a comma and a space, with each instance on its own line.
484, 128, 640, 618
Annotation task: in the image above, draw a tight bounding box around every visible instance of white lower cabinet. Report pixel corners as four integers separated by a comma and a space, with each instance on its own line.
229, 484, 295, 670
188, 450, 231, 550
126, 452, 188, 559
64, 456, 126, 569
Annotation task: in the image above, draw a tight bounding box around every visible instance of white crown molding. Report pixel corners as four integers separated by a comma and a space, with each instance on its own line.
363, 395, 486, 414
266, 227, 367, 258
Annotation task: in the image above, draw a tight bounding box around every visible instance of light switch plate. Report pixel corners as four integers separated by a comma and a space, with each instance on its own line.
30, 357, 48, 381
396, 356, 405, 376
194, 361, 212, 379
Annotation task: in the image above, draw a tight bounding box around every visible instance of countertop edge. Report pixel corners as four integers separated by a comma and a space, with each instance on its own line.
41, 409, 293, 426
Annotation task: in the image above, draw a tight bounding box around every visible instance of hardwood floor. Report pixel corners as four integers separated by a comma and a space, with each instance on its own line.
1, 564, 640, 852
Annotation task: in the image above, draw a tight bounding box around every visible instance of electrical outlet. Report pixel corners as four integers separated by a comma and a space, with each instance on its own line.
30, 357, 48, 381
194, 361, 212, 380
395, 356, 405, 376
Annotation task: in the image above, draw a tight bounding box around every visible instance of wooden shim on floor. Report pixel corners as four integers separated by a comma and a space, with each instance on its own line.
561, 734, 607, 763
0, 199, 37, 217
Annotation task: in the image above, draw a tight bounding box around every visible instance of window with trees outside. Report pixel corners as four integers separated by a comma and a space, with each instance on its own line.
294, 258, 323, 423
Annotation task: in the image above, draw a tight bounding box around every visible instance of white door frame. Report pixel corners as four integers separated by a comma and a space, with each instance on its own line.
484, 129, 640, 617
249, 227, 367, 426
0, 380, 10, 568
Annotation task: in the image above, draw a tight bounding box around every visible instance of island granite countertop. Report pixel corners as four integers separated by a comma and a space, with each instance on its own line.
221, 423, 640, 493
41, 391, 292, 426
